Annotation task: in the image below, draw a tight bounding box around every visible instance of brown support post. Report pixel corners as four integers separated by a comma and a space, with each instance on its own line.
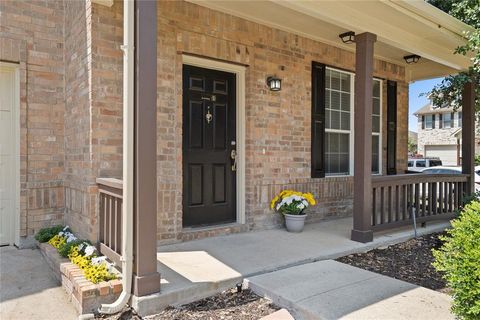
133, 0, 161, 296
461, 81, 475, 195
351, 32, 376, 243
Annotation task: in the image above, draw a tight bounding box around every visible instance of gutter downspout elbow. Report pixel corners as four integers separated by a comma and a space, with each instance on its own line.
99, 0, 134, 314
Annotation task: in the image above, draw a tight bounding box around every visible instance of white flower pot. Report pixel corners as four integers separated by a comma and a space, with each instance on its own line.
284, 213, 306, 233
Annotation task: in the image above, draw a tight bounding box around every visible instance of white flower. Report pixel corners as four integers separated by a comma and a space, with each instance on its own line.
297, 203, 305, 210
66, 235, 77, 243
63, 226, 70, 231
78, 243, 85, 251
91, 256, 107, 266
84, 245, 96, 257
59, 231, 64, 236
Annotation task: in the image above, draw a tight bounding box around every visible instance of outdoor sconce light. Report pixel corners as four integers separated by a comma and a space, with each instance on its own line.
403, 54, 421, 64
267, 76, 282, 91
339, 31, 355, 44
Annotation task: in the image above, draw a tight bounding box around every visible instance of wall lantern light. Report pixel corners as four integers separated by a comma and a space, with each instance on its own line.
267, 76, 282, 91
403, 54, 421, 64
339, 31, 355, 44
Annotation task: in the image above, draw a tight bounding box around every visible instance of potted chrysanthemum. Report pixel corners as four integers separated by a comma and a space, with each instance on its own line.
270, 190, 316, 232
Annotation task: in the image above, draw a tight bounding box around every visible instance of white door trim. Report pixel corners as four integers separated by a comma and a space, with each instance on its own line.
182, 55, 246, 224
0, 61, 20, 245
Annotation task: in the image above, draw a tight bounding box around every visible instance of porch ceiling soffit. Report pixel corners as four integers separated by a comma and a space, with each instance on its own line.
186, 0, 474, 82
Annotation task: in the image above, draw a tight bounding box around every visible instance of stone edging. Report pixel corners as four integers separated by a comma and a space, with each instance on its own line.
38, 242, 122, 314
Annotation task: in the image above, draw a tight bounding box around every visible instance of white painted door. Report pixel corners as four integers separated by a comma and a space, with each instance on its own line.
425, 145, 458, 166
0, 63, 19, 246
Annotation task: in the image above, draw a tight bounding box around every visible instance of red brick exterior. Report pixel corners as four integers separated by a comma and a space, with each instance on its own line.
1, 0, 408, 245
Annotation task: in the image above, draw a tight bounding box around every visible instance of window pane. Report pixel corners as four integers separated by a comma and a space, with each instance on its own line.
341, 112, 350, 131
373, 98, 380, 115
341, 73, 350, 92
330, 91, 340, 110
373, 80, 380, 98
330, 110, 340, 130
331, 70, 341, 90
372, 115, 380, 133
372, 135, 380, 174
341, 92, 350, 111
326, 132, 350, 175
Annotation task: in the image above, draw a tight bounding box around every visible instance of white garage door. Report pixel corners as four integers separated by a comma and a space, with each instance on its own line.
0, 63, 19, 246
425, 145, 458, 166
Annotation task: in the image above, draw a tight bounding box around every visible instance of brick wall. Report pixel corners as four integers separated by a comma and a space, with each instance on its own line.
0, 0, 65, 243
153, 1, 409, 243
1, 0, 409, 245
63, 0, 123, 241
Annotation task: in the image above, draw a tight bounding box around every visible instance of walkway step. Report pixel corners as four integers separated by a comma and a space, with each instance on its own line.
246, 260, 453, 320
261, 309, 295, 320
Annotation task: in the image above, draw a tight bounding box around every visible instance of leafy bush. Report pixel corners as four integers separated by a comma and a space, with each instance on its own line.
58, 239, 91, 258
432, 201, 480, 320
35, 225, 65, 243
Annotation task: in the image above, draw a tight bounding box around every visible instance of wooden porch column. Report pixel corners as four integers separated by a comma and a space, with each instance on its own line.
133, 0, 161, 296
351, 32, 376, 243
461, 81, 476, 195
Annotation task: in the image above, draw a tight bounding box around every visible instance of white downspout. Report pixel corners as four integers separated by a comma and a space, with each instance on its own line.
99, 0, 134, 314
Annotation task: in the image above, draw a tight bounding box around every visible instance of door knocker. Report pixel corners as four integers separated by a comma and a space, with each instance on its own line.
206, 107, 213, 124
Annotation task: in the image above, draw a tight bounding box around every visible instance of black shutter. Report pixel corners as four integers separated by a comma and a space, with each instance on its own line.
451, 112, 454, 127
432, 114, 436, 129
439, 114, 443, 129
386, 80, 397, 175
422, 115, 425, 129
311, 62, 326, 178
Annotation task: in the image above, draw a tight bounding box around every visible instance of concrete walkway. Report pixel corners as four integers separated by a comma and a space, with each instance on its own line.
247, 260, 453, 320
133, 217, 450, 316
0, 246, 77, 320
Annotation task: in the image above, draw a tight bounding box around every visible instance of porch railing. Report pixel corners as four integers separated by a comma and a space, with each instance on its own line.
371, 174, 467, 231
97, 178, 123, 268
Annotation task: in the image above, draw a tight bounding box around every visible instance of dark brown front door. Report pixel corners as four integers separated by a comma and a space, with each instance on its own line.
182, 65, 237, 227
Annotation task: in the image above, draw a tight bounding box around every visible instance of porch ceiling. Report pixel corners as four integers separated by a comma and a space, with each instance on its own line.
187, 0, 474, 82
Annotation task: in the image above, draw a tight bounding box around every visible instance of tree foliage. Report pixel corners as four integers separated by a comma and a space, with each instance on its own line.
426, 0, 480, 111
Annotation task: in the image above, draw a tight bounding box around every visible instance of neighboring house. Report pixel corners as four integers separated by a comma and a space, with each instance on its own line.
0, 0, 476, 311
414, 103, 479, 165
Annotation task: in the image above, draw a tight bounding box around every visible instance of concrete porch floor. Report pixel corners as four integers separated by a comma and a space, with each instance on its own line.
132, 217, 450, 316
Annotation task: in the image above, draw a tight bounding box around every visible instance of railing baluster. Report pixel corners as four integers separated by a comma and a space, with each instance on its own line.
395, 185, 399, 222
432, 182, 438, 215
372, 187, 377, 226
421, 182, 426, 217
380, 187, 385, 225
414, 183, 420, 219
438, 182, 443, 214
388, 186, 392, 223
402, 184, 407, 221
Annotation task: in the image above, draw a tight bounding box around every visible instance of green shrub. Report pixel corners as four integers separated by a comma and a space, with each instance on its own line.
58, 239, 91, 258
35, 225, 65, 243
432, 201, 480, 320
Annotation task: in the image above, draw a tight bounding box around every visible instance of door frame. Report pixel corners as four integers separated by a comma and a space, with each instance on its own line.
0, 61, 20, 246
182, 55, 246, 225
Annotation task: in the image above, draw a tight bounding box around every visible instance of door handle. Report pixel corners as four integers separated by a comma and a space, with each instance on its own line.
231, 149, 237, 171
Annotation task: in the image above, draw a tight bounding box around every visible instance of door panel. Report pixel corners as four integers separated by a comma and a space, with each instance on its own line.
0, 65, 18, 246
183, 65, 236, 227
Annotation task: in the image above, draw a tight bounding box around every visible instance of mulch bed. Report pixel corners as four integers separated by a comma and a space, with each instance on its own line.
98, 288, 279, 320
336, 232, 449, 293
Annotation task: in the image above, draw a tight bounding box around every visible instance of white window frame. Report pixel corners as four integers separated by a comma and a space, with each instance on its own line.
372, 79, 382, 175
425, 114, 434, 129
442, 113, 452, 129
324, 66, 382, 177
